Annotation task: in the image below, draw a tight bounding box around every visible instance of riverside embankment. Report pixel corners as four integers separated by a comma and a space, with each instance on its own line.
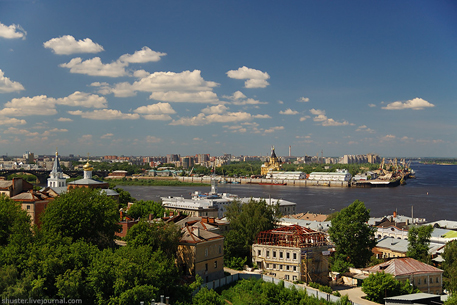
177, 176, 350, 187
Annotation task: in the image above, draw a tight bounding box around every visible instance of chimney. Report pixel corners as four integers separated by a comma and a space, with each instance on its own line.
166, 296, 170, 305
195, 227, 200, 237
161, 295, 164, 304
393, 211, 397, 218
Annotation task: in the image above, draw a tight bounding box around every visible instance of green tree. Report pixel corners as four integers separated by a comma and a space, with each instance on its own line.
125, 220, 182, 259
407, 225, 433, 263
444, 294, 457, 305
0, 196, 34, 271
442, 240, 457, 293
328, 200, 376, 271
88, 246, 180, 304
192, 287, 224, 305
40, 188, 120, 249
127, 200, 165, 219
0, 195, 32, 247
224, 198, 280, 265
362, 272, 418, 303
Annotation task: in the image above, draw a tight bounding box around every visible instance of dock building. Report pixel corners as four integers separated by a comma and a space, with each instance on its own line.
307, 169, 351, 182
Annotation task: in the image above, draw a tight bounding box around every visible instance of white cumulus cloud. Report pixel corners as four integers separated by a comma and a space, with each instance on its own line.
264, 126, 284, 133
56, 91, 107, 108
4, 127, 38, 136
226, 66, 270, 88
57, 117, 73, 122
0, 95, 57, 116
60, 57, 128, 77
0, 22, 26, 39
382, 98, 435, 110
0, 117, 27, 126
297, 97, 310, 102
101, 133, 114, 139
201, 105, 229, 114
309, 109, 351, 126
43, 35, 104, 55
68, 109, 140, 120
134, 102, 176, 120
279, 108, 299, 115
149, 91, 219, 103
0, 69, 25, 93
170, 109, 258, 126
119, 46, 166, 63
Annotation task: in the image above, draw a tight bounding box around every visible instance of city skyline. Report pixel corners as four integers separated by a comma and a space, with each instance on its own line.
1, 1, 456, 157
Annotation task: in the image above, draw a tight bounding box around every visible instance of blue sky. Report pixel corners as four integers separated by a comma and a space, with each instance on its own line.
1, 1, 456, 158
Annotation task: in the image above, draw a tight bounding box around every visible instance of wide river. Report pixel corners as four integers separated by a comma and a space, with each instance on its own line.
121, 163, 457, 222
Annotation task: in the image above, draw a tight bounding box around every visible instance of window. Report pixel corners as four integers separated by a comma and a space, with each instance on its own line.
418, 279, 421, 285
273, 264, 276, 269
266, 263, 269, 269
286, 252, 290, 259
285, 275, 289, 280
279, 252, 283, 259
273, 251, 276, 258
280, 265, 283, 270
205, 263, 208, 271
293, 266, 297, 271
424, 278, 427, 284
293, 253, 297, 260
266, 250, 270, 257
219, 245, 222, 254
205, 248, 208, 257
214, 261, 217, 269
293, 276, 297, 281
430, 278, 433, 283
286, 265, 290, 271
436, 277, 439, 283
258, 250, 261, 257
27, 205, 30, 210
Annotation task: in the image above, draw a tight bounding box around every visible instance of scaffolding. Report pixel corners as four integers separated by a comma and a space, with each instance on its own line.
255, 225, 328, 248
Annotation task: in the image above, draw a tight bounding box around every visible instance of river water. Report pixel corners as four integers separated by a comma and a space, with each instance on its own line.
121, 163, 457, 222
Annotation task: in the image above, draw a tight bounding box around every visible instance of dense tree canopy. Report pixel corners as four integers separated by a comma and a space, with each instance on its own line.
442, 240, 457, 294
125, 220, 182, 259
224, 198, 280, 268
0, 195, 32, 247
328, 200, 376, 271
40, 188, 120, 249
127, 200, 165, 220
407, 225, 433, 263
362, 272, 418, 303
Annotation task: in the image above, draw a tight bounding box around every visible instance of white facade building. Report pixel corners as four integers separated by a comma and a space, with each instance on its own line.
307, 169, 351, 182
265, 171, 306, 180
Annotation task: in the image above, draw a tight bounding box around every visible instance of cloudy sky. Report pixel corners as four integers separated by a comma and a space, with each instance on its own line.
1, 1, 456, 157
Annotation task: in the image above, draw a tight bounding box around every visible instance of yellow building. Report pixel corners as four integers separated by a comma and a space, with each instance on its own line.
261, 146, 282, 176
177, 226, 225, 283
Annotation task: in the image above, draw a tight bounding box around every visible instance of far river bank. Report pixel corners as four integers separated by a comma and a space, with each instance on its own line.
120, 163, 457, 223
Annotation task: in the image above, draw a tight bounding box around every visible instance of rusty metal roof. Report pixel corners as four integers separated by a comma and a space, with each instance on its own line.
364, 257, 443, 276
256, 225, 328, 248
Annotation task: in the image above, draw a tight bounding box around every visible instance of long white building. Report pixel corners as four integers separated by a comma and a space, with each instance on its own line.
265, 171, 306, 180
307, 169, 351, 182
161, 180, 296, 218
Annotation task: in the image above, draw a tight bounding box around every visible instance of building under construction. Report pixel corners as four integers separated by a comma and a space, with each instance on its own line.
252, 225, 331, 284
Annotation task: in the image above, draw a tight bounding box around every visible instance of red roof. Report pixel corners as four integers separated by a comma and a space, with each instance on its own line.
364, 257, 443, 276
